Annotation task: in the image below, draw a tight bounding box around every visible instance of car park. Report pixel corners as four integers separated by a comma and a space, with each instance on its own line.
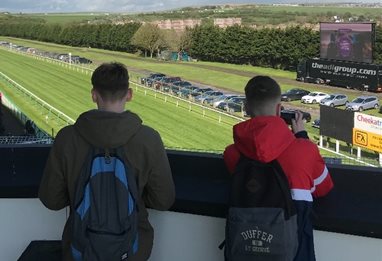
301, 92, 330, 104
345, 96, 380, 112
281, 88, 310, 102
320, 94, 348, 107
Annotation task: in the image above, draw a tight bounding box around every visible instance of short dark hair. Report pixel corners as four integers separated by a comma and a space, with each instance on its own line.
245, 76, 281, 115
91, 62, 129, 101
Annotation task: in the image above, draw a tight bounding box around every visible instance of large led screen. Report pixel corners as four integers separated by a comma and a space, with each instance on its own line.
320, 23, 374, 63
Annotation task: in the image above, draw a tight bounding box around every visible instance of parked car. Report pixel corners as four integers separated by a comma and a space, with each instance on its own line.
156, 77, 181, 90
217, 102, 228, 111
188, 86, 201, 92
198, 87, 214, 93
195, 91, 224, 103
179, 88, 192, 99
345, 96, 380, 112
140, 73, 165, 85
172, 81, 192, 89
320, 94, 348, 107
226, 97, 246, 113
312, 119, 320, 128
146, 75, 166, 87
301, 92, 330, 104
281, 88, 310, 102
211, 94, 240, 107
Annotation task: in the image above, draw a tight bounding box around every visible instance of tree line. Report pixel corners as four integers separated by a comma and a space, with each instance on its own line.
0, 18, 140, 52
0, 17, 381, 69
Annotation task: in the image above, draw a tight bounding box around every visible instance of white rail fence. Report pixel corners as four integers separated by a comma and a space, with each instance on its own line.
0, 71, 75, 128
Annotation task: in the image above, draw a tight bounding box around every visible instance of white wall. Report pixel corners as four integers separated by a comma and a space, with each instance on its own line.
148, 210, 225, 261
1, 199, 381, 261
148, 209, 382, 261
0, 199, 66, 261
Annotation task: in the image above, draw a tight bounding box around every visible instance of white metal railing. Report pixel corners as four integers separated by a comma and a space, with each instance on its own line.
0, 71, 75, 125
130, 82, 245, 123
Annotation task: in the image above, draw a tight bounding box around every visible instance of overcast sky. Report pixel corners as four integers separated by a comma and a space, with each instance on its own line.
0, 0, 379, 13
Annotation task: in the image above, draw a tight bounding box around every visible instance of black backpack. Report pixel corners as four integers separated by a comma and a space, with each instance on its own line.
223, 156, 298, 261
71, 147, 139, 261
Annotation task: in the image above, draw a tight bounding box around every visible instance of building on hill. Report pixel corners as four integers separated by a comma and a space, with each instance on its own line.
153, 19, 201, 32
151, 17, 242, 32
213, 18, 242, 28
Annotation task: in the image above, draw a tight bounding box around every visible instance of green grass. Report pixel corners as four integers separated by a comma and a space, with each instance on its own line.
0, 49, 236, 151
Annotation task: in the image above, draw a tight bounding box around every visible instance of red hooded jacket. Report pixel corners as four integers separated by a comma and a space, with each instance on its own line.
224, 116, 333, 261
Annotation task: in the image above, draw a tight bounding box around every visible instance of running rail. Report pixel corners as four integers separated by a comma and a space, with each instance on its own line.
0, 71, 75, 125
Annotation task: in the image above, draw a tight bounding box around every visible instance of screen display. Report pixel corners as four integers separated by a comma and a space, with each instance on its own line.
320, 106, 354, 143
320, 23, 374, 63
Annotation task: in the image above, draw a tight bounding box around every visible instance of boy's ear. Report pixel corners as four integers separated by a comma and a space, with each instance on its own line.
276, 103, 282, 117
244, 100, 252, 117
91, 88, 98, 103
125, 88, 133, 102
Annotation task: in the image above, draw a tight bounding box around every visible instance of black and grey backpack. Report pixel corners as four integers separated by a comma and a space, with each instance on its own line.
71, 146, 139, 261
222, 156, 298, 261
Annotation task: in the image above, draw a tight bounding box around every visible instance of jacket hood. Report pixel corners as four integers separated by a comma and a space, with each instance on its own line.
74, 110, 142, 148
233, 116, 295, 163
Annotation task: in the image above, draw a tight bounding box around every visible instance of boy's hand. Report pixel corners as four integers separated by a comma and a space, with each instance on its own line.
291, 111, 305, 134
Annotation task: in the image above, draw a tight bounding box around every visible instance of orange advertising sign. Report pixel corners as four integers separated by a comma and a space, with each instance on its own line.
353, 128, 382, 153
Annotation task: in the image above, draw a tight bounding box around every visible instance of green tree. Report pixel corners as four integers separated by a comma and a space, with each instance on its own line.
132, 23, 161, 58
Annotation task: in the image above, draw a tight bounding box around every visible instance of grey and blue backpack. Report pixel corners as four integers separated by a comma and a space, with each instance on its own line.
222, 156, 298, 261
71, 147, 139, 261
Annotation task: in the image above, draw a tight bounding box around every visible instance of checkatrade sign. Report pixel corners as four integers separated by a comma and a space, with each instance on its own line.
353, 113, 382, 153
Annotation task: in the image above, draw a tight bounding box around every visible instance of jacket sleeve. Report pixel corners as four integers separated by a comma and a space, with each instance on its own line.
310, 146, 334, 198
223, 144, 240, 174
143, 131, 175, 210
38, 129, 70, 210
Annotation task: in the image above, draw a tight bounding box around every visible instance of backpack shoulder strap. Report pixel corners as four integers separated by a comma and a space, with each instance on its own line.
114, 146, 139, 204
268, 159, 296, 219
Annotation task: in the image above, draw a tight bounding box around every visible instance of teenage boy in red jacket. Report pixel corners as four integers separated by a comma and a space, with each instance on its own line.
224, 76, 333, 261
